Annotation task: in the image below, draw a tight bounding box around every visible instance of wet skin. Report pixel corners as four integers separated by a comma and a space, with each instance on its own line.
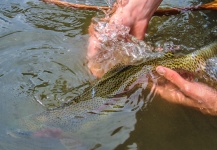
14, 42, 217, 139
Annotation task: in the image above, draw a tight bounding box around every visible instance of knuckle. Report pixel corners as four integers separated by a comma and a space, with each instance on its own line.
182, 83, 191, 93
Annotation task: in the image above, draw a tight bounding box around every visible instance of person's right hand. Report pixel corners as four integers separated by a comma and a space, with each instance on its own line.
155, 66, 217, 115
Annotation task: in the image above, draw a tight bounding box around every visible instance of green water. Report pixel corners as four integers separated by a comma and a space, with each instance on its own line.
0, 0, 217, 150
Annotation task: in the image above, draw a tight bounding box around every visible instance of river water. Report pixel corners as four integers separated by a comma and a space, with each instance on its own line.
0, 0, 217, 150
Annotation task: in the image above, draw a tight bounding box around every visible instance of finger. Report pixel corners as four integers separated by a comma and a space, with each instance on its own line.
156, 66, 217, 109
156, 66, 201, 99
155, 85, 214, 115
156, 66, 189, 91
155, 84, 193, 105
87, 36, 100, 59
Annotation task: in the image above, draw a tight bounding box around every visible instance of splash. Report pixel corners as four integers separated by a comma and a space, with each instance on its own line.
105, 0, 116, 8
88, 17, 168, 75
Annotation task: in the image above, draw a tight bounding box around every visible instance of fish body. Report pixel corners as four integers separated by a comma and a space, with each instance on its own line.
70, 42, 217, 104
18, 42, 217, 132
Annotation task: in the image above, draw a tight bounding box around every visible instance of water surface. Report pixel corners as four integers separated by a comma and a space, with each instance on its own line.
0, 0, 217, 150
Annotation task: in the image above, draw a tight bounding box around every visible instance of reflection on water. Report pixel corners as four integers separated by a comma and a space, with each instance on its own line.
147, 11, 217, 50
0, 0, 217, 150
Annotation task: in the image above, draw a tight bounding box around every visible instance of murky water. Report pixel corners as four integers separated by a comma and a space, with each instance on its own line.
0, 0, 217, 150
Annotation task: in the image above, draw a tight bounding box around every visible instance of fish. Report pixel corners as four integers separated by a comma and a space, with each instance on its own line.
13, 42, 217, 135
68, 41, 217, 104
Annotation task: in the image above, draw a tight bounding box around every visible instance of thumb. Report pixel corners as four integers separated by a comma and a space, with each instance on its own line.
156, 66, 187, 88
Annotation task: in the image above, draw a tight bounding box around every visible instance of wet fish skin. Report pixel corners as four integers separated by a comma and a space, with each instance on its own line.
70, 42, 217, 104
19, 42, 217, 132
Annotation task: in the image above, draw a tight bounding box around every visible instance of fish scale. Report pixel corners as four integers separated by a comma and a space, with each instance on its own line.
17, 42, 217, 133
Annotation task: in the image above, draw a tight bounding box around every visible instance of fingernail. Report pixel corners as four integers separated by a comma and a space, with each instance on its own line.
156, 66, 165, 75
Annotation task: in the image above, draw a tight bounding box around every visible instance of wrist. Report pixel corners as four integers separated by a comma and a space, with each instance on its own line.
110, 0, 162, 39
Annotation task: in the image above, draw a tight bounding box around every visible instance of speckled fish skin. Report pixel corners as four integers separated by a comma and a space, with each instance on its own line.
20, 42, 217, 132
69, 42, 217, 104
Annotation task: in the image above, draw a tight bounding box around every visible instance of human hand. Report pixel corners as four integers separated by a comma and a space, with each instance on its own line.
155, 66, 217, 115
87, 0, 162, 78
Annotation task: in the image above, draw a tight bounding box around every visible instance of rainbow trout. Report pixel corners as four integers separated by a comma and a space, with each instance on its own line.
68, 41, 217, 103
16, 42, 217, 133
